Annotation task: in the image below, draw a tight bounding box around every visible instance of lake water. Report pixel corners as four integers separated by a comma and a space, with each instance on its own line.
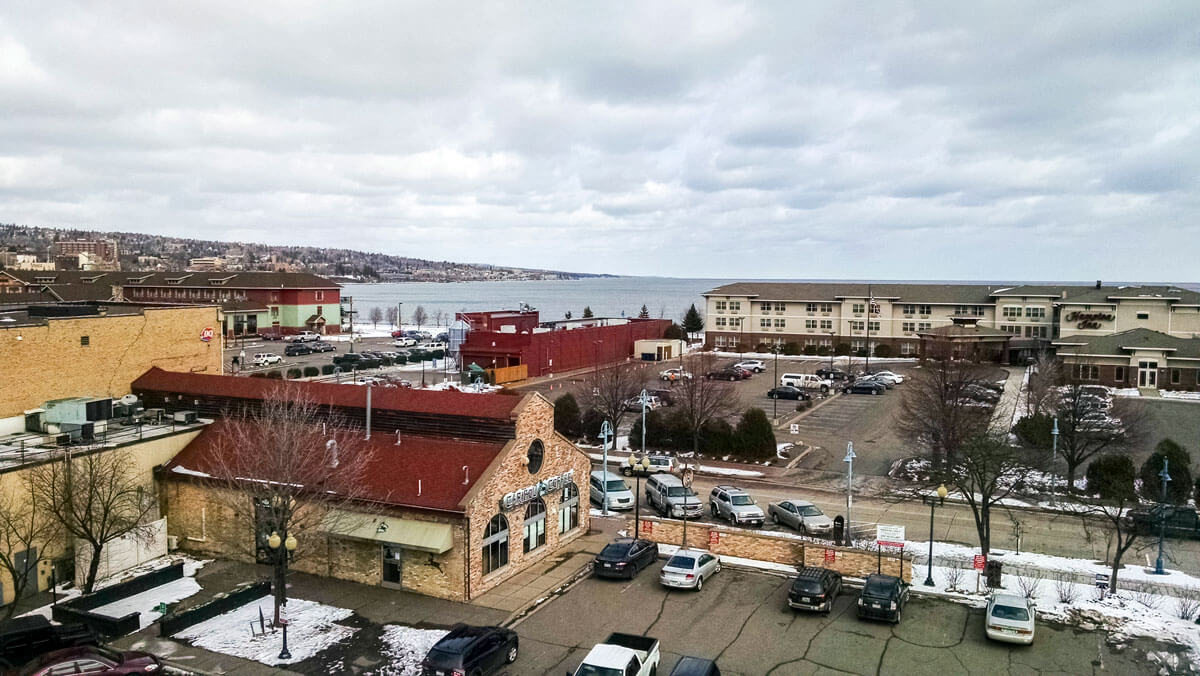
343, 277, 1200, 326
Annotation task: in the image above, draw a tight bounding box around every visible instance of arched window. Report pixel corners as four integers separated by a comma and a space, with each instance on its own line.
523, 498, 547, 553
558, 482, 579, 534
526, 439, 545, 474
482, 514, 508, 574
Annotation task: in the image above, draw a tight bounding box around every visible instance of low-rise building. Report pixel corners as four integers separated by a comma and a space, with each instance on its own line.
135, 369, 592, 602
1053, 329, 1200, 391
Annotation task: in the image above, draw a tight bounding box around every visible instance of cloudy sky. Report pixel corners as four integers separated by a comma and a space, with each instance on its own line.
1, 2, 1198, 280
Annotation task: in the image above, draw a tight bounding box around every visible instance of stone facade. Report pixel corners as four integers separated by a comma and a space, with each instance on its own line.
0, 306, 223, 418
162, 393, 594, 602
637, 517, 911, 582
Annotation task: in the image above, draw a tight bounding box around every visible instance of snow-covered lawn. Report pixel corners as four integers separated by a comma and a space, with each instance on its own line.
375, 625, 449, 676
92, 577, 202, 629
174, 596, 356, 666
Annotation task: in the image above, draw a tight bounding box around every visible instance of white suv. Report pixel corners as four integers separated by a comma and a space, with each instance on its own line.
734, 360, 766, 373
251, 353, 282, 367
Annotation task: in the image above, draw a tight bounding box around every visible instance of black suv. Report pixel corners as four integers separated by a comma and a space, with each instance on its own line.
421, 624, 518, 676
594, 537, 659, 579
787, 567, 842, 613
332, 352, 363, 367
816, 367, 850, 381
857, 573, 909, 623
284, 343, 312, 357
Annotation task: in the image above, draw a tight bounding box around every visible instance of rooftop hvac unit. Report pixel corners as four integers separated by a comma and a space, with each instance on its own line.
43, 397, 113, 425
52, 433, 71, 447
173, 410, 197, 424
24, 409, 45, 434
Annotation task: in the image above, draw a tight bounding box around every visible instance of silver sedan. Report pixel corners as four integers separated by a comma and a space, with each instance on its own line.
767, 499, 835, 536
659, 549, 721, 591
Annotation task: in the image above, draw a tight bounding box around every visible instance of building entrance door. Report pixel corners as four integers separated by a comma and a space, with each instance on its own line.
1138, 361, 1158, 387
382, 545, 402, 588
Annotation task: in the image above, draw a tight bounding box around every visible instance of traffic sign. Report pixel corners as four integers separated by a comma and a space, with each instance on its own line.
200, 326, 215, 342
681, 468, 694, 487
708, 530, 720, 545
823, 548, 836, 564
973, 554, 986, 571
875, 524, 905, 548
789, 423, 799, 435
640, 520, 653, 534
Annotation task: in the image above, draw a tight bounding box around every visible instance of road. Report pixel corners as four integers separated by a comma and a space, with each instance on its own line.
600, 464, 1200, 576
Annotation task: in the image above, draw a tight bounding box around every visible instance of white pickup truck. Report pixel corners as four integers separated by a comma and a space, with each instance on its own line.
571, 633, 660, 676
285, 330, 320, 343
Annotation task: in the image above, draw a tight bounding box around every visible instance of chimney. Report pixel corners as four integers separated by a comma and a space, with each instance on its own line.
1095, 280, 1102, 289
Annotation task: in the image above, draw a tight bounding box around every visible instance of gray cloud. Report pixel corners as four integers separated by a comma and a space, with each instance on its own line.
1, 1, 1198, 280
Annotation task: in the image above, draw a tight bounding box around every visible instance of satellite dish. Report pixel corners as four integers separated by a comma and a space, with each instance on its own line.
119, 394, 139, 406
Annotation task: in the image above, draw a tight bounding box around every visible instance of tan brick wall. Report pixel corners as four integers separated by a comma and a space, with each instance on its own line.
463, 395, 593, 599
0, 306, 223, 417
638, 517, 911, 582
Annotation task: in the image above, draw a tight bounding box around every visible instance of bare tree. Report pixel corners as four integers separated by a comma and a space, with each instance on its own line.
673, 353, 740, 456
1071, 453, 1142, 593
434, 310, 445, 327
411, 305, 428, 330
1053, 364, 1145, 491
368, 306, 383, 329
1023, 351, 1061, 417
580, 363, 649, 441
195, 385, 379, 622
385, 306, 398, 328
896, 342, 994, 465
0, 483, 60, 616
27, 449, 158, 594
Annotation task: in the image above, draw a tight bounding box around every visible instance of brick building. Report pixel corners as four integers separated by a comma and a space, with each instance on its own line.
2, 270, 342, 338
457, 310, 671, 378
0, 303, 222, 418
134, 369, 592, 601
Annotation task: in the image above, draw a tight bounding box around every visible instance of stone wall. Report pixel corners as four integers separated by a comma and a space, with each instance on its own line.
0, 306, 223, 418
637, 517, 911, 582
463, 395, 593, 599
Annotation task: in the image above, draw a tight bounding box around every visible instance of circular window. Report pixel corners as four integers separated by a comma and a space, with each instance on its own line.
526, 440, 545, 474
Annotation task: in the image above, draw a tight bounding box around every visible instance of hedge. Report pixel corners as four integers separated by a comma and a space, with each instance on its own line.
249, 372, 268, 378
286, 368, 302, 379
303, 366, 320, 377
321, 364, 336, 375
266, 370, 283, 379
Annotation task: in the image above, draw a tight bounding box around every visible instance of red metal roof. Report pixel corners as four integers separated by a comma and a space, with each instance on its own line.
132, 367, 521, 420
166, 420, 506, 513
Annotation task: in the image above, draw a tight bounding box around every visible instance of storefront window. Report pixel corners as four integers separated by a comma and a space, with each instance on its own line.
482, 514, 508, 574
559, 482, 579, 534
523, 499, 546, 553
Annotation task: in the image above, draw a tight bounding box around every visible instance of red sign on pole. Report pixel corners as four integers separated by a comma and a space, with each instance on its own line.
823, 548, 836, 564
200, 327, 215, 342
973, 554, 986, 571
708, 531, 720, 545
640, 520, 653, 534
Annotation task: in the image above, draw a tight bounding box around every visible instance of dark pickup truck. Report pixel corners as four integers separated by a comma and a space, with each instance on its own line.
1129, 505, 1200, 539
0, 616, 97, 668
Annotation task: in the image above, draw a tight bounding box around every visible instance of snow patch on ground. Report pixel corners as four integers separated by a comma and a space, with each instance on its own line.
1161, 390, 1200, 401
375, 625, 449, 676
1111, 388, 1142, 397
657, 544, 800, 576
175, 596, 356, 666
420, 381, 501, 393
92, 576, 202, 629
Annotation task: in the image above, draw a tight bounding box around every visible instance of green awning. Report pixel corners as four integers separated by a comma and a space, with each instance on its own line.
323, 509, 454, 553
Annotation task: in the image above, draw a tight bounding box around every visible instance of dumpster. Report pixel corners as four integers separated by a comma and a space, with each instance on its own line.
832, 515, 845, 544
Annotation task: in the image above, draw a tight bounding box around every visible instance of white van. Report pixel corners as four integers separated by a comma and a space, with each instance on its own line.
779, 373, 832, 392
590, 470, 635, 511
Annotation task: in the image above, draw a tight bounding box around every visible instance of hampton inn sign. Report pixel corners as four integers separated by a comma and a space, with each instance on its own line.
500, 469, 576, 510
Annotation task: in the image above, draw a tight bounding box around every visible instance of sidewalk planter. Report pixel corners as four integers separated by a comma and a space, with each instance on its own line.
53, 561, 185, 638
159, 580, 271, 637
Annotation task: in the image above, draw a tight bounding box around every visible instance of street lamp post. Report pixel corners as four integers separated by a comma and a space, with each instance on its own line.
267, 530, 298, 660
1050, 417, 1060, 503
397, 302, 403, 332
843, 442, 856, 546
627, 455, 651, 537
1155, 459, 1172, 575
827, 331, 836, 375
922, 484, 949, 586
772, 344, 780, 419
599, 420, 614, 515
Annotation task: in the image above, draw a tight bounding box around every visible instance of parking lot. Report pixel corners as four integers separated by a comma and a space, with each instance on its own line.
222, 334, 459, 385
514, 565, 1184, 675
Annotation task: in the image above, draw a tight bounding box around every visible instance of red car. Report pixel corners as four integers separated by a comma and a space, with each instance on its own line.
9, 646, 161, 675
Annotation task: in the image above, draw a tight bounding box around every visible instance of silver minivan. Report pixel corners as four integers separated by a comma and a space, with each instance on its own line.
645, 473, 703, 519
590, 470, 635, 511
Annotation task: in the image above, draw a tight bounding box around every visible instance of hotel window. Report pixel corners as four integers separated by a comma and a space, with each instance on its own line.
773, 302, 786, 312
972, 306, 985, 316
902, 322, 915, 333
852, 303, 865, 314
558, 483, 579, 534
715, 301, 727, 312
1025, 326, 1047, 338
1026, 307, 1046, 320
918, 305, 932, 316
851, 340, 865, 351
868, 321, 881, 332
1115, 366, 1126, 382
902, 304, 916, 315
1137, 312, 1149, 320
714, 336, 727, 347
917, 322, 931, 331
728, 301, 741, 312
1171, 369, 1181, 384
900, 343, 914, 355
523, 499, 546, 553
774, 319, 785, 328
850, 321, 864, 331
1002, 306, 1022, 319
482, 514, 509, 574
805, 320, 817, 329
761, 318, 773, 329
1076, 365, 1100, 381
1001, 325, 1020, 334
819, 320, 833, 330
714, 317, 726, 328
806, 303, 818, 313
760, 302, 772, 312
314, 290, 325, 301
819, 303, 833, 313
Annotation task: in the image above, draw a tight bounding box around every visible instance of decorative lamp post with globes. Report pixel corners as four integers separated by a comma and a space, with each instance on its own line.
922, 484, 949, 586
627, 455, 651, 536
267, 530, 298, 660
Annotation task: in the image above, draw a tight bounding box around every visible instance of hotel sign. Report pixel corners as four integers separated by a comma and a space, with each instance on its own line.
500, 469, 575, 510
1064, 311, 1114, 330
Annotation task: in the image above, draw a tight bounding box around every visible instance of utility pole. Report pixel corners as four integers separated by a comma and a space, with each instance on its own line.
844, 442, 856, 546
